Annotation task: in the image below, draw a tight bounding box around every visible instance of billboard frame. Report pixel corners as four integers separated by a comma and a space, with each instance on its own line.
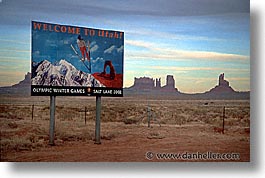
31, 21, 124, 97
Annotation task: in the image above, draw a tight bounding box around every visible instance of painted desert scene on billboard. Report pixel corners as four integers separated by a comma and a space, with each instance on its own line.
0, 0, 250, 162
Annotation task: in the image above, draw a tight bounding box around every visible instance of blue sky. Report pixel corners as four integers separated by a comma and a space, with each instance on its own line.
0, 0, 250, 93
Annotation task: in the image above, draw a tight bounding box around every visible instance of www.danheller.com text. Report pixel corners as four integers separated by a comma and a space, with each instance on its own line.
145, 151, 240, 161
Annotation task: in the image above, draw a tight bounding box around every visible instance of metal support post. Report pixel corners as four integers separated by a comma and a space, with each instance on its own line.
31, 104, 34, 121
95, 96, 101, 144
49, 96, 56, 145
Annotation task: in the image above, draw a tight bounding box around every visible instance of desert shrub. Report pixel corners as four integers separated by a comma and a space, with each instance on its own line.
123, 116, 139, 124
41, 106, 49, 111
147, 132, 165, 139
8, 122, 18, 129
174, 113, 187, 125
1, 137, 33, 152
101, 132, 116, 140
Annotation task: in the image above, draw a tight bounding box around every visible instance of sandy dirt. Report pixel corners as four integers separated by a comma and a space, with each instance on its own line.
0, 96, 250, 162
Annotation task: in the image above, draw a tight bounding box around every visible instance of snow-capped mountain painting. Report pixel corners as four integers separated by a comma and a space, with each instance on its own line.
32, 59, 105, 87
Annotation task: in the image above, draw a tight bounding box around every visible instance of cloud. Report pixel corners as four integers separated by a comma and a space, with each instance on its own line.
93, 57, 104, 64
89, 41, 99, 52
145, 66, 249, 72
117, 45, 124, 53
126, 28, 226, 43
0, 48, 30, 53
0, 57, 29, 62
125, 40, 249, 61
104, 45, 116, 54
34, 50, 40, 55
0, 0, 249, 28
126, 40, 153, 49
227, 77, 250, 81
90, 41, 97, 46
90, 44, 99, 52
0, 39, 30, 45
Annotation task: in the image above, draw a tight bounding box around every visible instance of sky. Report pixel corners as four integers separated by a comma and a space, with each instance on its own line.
0, 0, 250, 93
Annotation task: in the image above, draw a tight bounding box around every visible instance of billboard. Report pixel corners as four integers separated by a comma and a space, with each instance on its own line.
31, 21, 124, 96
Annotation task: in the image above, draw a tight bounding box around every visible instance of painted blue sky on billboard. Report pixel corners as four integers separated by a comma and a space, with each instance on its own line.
32, 22, 124, 74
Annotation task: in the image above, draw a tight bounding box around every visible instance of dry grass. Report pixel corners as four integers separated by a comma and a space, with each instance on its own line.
0, 96, 250, 161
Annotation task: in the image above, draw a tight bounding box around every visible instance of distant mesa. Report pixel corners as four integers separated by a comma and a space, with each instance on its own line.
128, 75, 178, 93
0, 72, 31, 95
128, 73, 235, 94
12, 72, 31, 88
125, 73, 249, 100
201, 73, 249, 99
207, 73, 235, 93
163, 75, 177, 92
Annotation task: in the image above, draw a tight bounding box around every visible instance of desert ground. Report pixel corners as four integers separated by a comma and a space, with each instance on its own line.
0, 95, 250, 162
